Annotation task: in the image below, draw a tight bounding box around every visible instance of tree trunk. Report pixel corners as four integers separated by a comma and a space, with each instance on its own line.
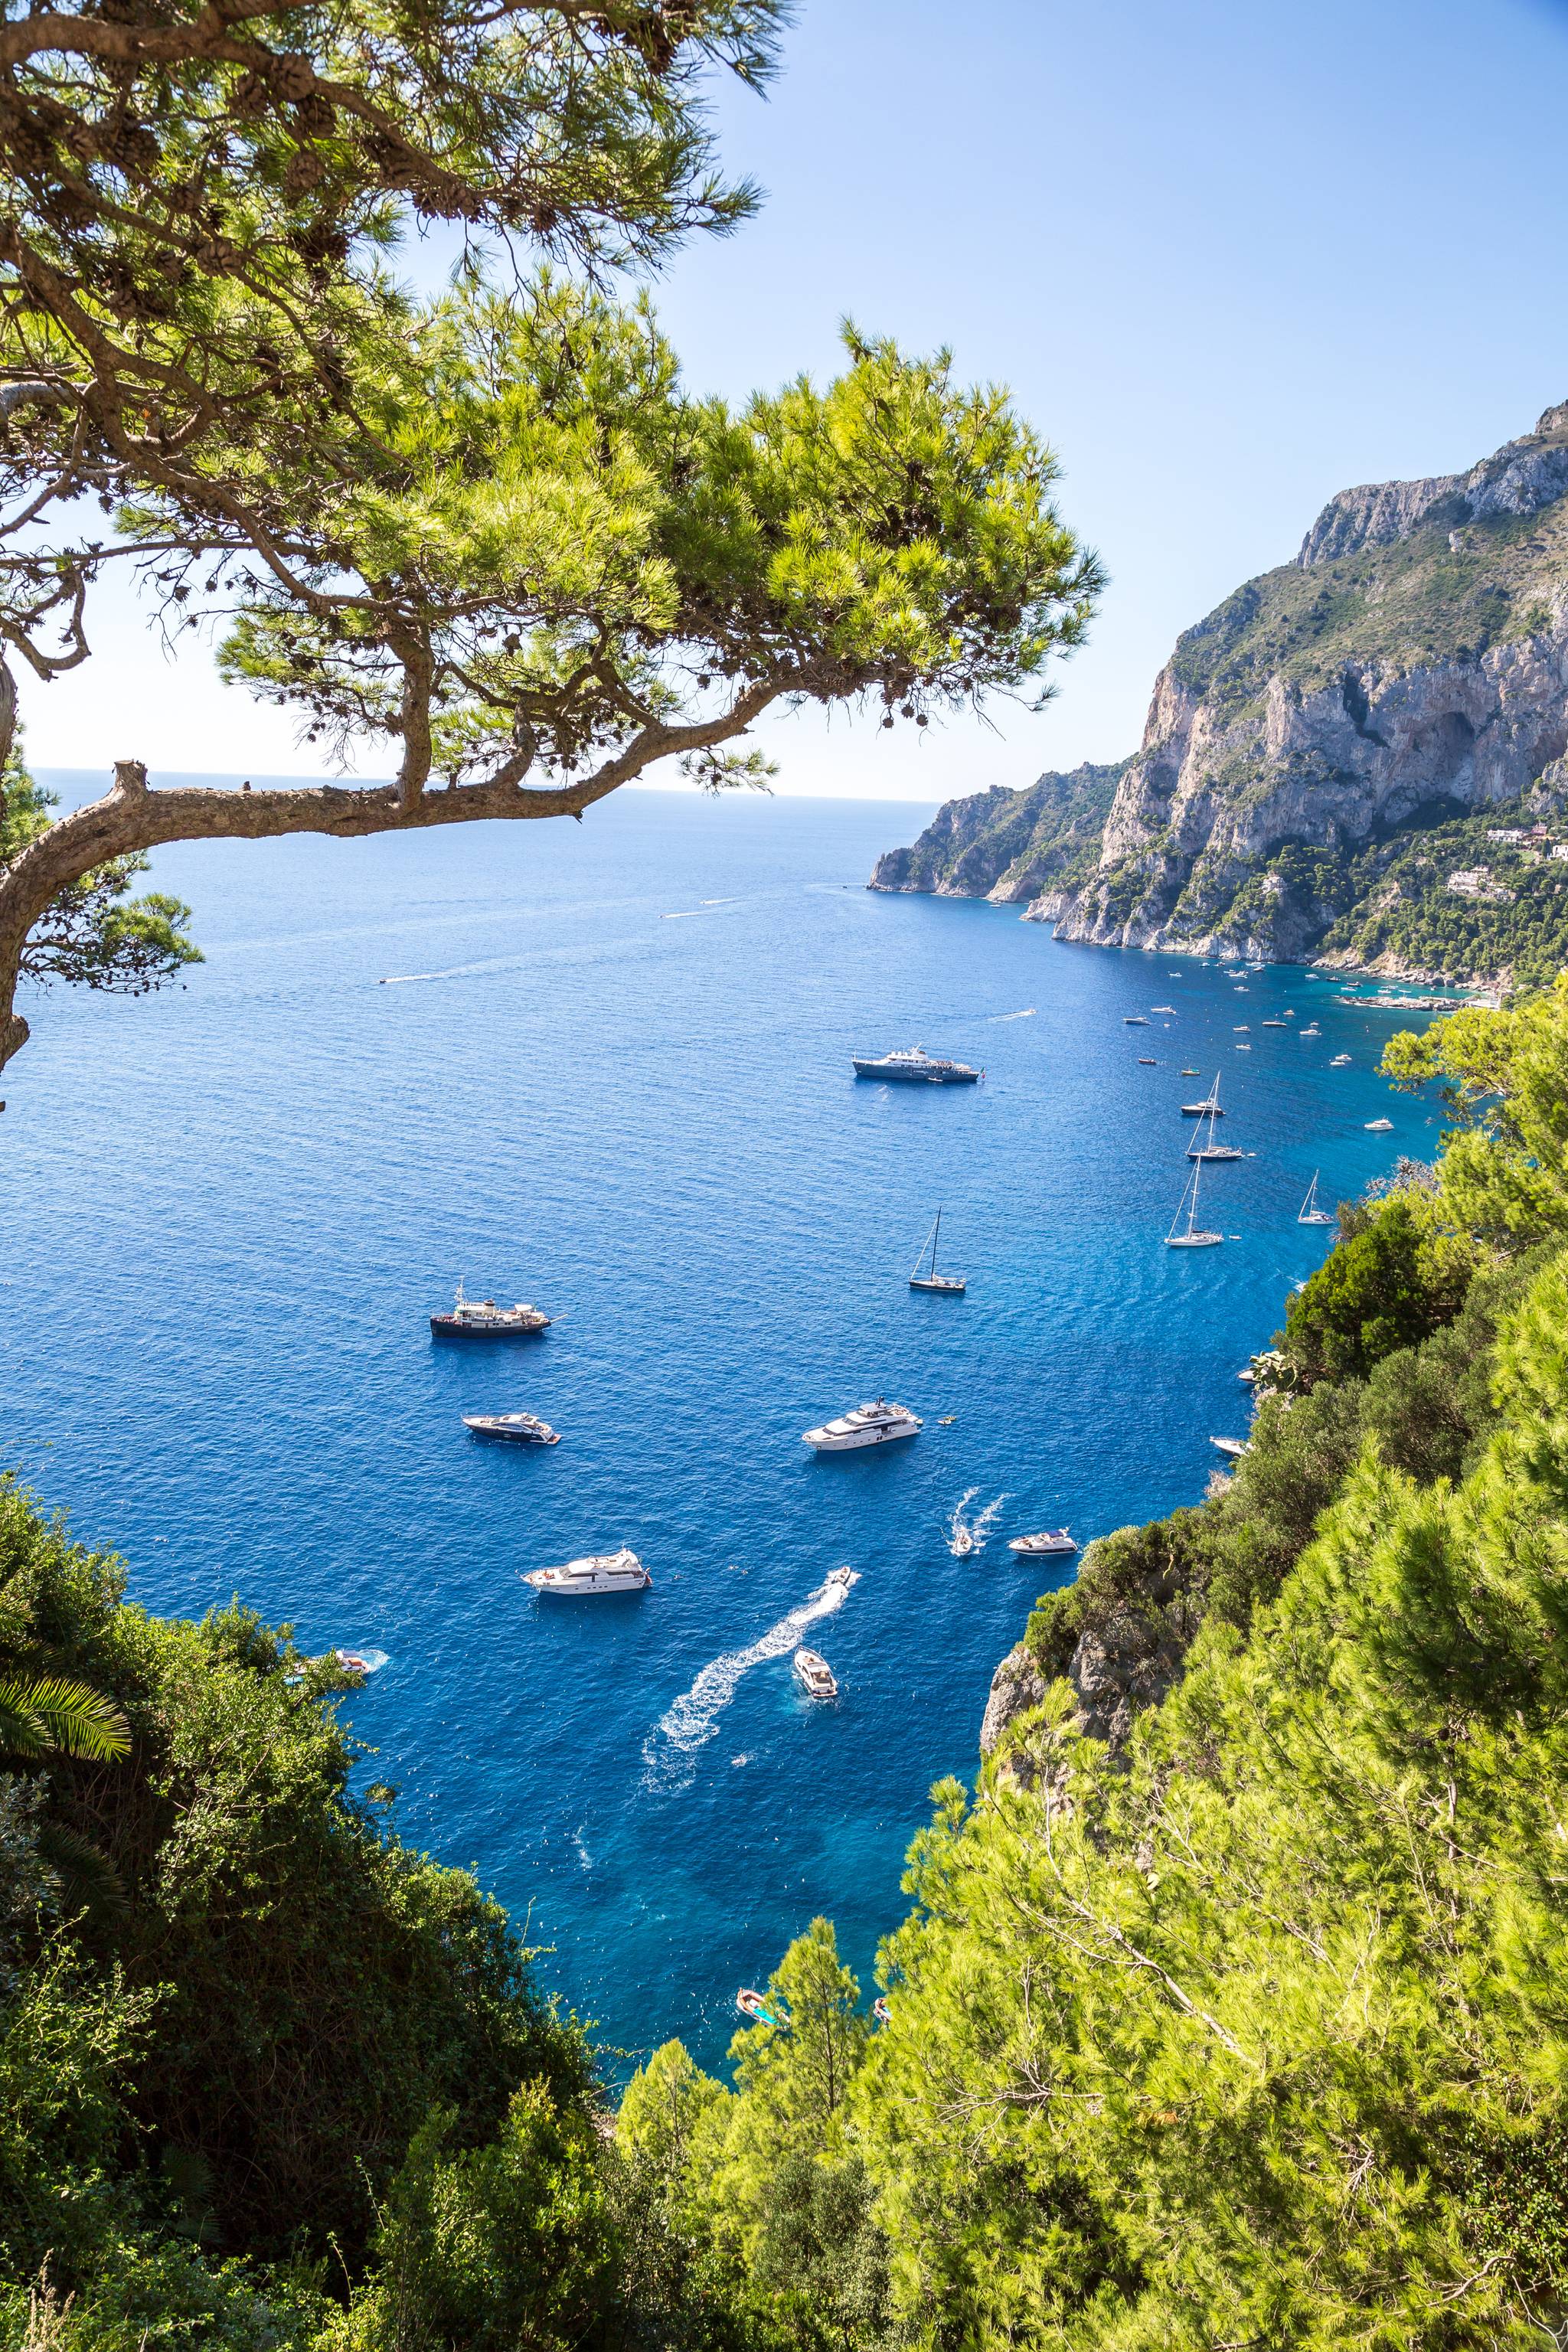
0, 676, 780, 1075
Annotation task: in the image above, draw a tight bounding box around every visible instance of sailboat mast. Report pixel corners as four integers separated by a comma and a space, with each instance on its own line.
930, 1207, 942, 1276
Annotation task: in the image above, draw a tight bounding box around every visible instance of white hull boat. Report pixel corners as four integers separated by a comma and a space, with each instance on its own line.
793, 1647, 838, 1698
1298, 1171, 1334, 1227
522, 1547, 650, 1596
1008, 1529, 1077, 1558
803, 1399, 922, 1452
1166, 1151, 1223, 1248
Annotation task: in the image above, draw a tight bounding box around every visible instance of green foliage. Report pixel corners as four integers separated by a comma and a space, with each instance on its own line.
1384, 971, 1568, 1241
1279, 1191, 1473, 1380
0, 1479, 625, 2347
322, 2089, 619, 2352
1312, 792, 1568, 988
185, 282, 1102, 792
0, 3, 787, 499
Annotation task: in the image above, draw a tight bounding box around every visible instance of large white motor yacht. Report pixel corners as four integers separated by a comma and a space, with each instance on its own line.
521, 1548, 650, 1596
802, 1399, 922, 1452
1008, 1529, 1077, 1558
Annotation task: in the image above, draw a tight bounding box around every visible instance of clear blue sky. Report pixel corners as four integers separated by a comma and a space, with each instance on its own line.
24, 0, 1568, 799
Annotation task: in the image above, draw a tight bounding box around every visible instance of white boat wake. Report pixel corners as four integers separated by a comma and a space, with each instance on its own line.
989, 1006, 1037, 1021
642, 1571, 859, 1791
947, 1491, 1008, 1557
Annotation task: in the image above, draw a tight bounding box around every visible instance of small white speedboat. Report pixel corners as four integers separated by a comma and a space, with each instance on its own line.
521, 1548, 650, 1596
793, 1647, 838, 1698
1365, 1117, 1394, 1132
1008, 1529, 1077, 1557
823, 1565, 858, 1591
1210, 1436, 1249, 1460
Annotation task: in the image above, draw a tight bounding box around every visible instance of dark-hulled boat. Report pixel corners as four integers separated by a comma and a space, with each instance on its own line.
430, 1281, 551, 1338
851, 1044, 981, 1085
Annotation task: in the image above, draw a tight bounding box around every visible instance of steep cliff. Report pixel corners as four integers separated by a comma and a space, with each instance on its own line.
867, 759, 1125, 903
874, 403, 1568, 975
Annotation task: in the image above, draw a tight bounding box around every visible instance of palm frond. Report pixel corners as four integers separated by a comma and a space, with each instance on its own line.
0, 1674, 130, 1761
37, 1821, 129, 1923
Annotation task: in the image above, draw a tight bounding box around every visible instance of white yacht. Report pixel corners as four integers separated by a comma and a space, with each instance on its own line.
521, 1548, 649, 1596
463, 1411, 560, 1445
1365, 1117, 1394, 1132
1210, 1436, 1249, 1460
1008, 1529, 1077, 1558
802, 1399, 922, 1452
793, 1648, 838, 1699
1331, 1053, 1351, 1067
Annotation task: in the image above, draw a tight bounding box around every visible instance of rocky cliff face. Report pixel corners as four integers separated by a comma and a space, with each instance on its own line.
874, 403, 1568, 969
868, 760, 1125, 904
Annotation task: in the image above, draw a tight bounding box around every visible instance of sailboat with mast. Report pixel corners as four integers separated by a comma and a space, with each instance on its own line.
1165, 1155, 1224, 1248
1298, 1171, 1334, 1226
1187, 1077, 1244, 1162
910, 1209, 966, 1295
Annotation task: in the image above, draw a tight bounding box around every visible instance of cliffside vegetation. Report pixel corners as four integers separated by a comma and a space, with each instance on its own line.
15, 1030, 1568, 2348
868, 760, 1126, 902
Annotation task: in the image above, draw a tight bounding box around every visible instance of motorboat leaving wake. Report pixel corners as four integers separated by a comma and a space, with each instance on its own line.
642, 1569, 859, 1791
946, 1490, 1008, 1558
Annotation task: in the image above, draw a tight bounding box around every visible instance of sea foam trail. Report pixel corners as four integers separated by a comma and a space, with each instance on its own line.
642, 1572, 858, 1792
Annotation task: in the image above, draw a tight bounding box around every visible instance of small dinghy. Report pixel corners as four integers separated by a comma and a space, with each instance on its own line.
793, 1647, 838, 1699
463, 1411, 560, 1445
737, 1988, 783, 2026
1008, 1529, 1076, 1557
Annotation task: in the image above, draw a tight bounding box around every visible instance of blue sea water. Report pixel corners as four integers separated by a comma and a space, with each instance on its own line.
3, 783, 1443, 2072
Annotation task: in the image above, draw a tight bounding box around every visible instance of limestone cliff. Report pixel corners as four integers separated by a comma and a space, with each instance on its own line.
868, 760, 1125, 903
874, 403, 1568, 973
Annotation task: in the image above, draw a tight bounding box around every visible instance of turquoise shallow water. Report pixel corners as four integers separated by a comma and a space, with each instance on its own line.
3, 784, 1441, 2070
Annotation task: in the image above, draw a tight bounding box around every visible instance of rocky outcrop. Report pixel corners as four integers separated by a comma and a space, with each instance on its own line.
1066, 1613, 1187, 1750
869, 761, 1125, 904
979, 1642, 1050, 1756
1297, 403, 1568, 567
874, 400, 1568, 975
978, 1614, 1188, 1769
